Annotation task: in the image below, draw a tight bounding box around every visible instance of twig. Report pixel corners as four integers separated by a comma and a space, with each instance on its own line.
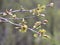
0, 17, 40, 34
0, 9, 30, 15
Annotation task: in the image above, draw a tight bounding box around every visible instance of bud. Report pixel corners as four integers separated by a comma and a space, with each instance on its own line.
49, 3, 54, 7
33, 34, 38, 38
3, 12, 7, 16
43, 35, 51, 39
9, 9, 12, 12
15, 27, 19, 29
40, 14, 45, 17
42, 20, 48, 25
0, 19, 2, 22
43, 20, 48, 23
47, 3, 54, 7
29, 10, 32, 13
35, 21, 41, 25
12, 14, 17, 18
6, 9, 13, 15
22, 18, 27, 24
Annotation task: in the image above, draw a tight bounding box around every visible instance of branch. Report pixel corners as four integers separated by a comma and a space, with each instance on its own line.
0, 17, 40, 34
0, 9, 30, 15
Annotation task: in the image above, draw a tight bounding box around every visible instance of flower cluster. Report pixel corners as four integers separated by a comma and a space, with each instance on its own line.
33, 29, 50, 39
0, 3, 54, 39
2, 9, 17, 18
32, 4, 46, 16
33, 20, 50, 39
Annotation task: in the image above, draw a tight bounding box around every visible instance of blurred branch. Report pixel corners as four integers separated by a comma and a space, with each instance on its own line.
0, 3, 53, 15
0, 9, 29, 14
0, 17, 40, 35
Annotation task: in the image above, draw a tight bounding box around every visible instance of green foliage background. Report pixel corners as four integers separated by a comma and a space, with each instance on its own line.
0, 0, 60, 45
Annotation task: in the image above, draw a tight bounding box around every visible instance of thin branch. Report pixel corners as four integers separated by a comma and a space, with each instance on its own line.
0, 17, 40, 34
0, 9, 31, 15
0, 3, 53, 15
0, 17, 20, 26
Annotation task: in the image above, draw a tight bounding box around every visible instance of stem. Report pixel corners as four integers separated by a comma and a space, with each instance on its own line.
0, 17, 40, 35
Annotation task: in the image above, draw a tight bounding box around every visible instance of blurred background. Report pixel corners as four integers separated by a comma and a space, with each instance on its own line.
0, 0, 60, 45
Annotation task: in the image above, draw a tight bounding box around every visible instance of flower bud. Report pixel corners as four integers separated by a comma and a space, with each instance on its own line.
40, 14, 45, 17
49, 3, 54, 7
43, 20, 48, 23
12, 14, 17, 18
3, 12, 7, 16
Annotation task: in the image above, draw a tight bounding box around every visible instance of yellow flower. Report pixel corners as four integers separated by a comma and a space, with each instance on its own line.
39, 29, 46, 33
33, 21, 41, 29
33, 34, 38, 38
37, 4, 46, 16
36, 4, 41, 16
43, 35, 51, 39
32, 4, 46, 16
19, 24, 28, 33
36, 8, 42, 16
38, 29, 46, 35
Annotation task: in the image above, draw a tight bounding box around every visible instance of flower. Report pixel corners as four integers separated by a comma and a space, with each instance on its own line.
33, 21, 41, 29
39, 29, 46, 33
43, 35, 51, 39
38, 29, 46, 35
33, 29, 46, 38
33, 34, 38, 38
19, 24, 28, 33
32, 4, 46, 16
